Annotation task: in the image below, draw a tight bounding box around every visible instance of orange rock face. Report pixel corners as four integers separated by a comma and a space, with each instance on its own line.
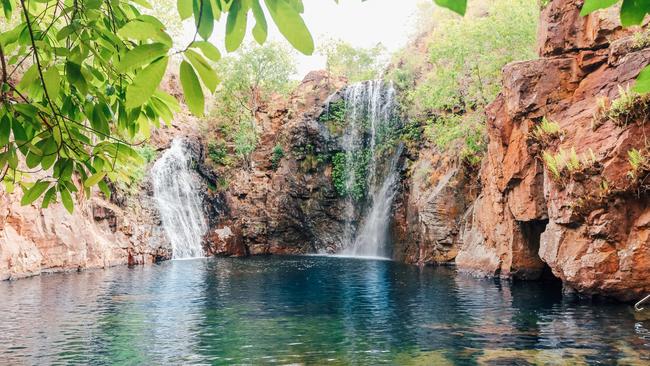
458, 0, 650, 300
0, 188, 170, 280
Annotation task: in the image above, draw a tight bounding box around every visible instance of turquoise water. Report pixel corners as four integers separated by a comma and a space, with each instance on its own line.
0, 256, 649, 365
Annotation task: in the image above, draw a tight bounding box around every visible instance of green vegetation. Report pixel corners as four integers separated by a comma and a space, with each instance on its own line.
320, 39, 387, 83
113, 144, 158, 196
542, 147, 597, 180
533, 117, 563, 140
208, 42, 296, 169
0, 0, 315, 212
207, 140, 229, 166
271, 144, 285, 170
319, 99, 347, 124
331, 150, 370, 201
388, 0, 538, 165
628, 148, 647, 178
598, 86, 650, 126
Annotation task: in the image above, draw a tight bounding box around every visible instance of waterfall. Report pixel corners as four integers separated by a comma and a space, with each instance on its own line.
335, 80, 402, 258
151, 139, 207, 259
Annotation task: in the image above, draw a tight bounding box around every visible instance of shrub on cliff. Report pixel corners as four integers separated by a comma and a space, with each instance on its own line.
388, 0, 538, 165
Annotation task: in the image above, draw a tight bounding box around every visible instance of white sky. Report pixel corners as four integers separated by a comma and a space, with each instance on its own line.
180, 0, 427, 79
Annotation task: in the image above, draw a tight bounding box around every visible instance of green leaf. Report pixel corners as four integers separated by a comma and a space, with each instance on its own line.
41, 187, 57, 209
98, 180, 111, 199
116, 43, 168, 73
118, 21, 173, 47
2, 0, 13, 20
225, 0, 248, 52
251, 0, 268, 45
65, 61, 87, 95
25, 151, 41, 169
179, 60, 205, 116
126, 56, 169, 109
59, 186, 74, 214
580, 0, 619, 15
178, 0, 193, 19
191, 41, 221, 61
264, 0, 314, 55
0, 115, 10, 147
43, 66, 60, 100
84, 172, 106, 188
21, 180, 50, 206
634, 64, 650, 93
434, 0, 467, 15
196, 0, 215, 40
131, 0, 152, 9
185, 50, 218, 92
620, 0, 649, 26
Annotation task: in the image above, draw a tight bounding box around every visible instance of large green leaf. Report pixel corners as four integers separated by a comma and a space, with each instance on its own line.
193, 0, 215, 40
191, 41, 221, 61
59, 186, 74, 214
580, 0, 619, 15
118, 20, 173, 47
0, 115, 10, 147
264, 0, 314, 55
84, 172, 106, 188
43, 66, 60, 100
225, 0, 248, 52
185, 50, 218, 92
634, 64, 650, 93
21, 180, 50, 206
434, 0, 467, 16
179, 60, 205, 116
620, 0, 650, 26
116, 43, 168, 73
126, 56, 169, 109
65, 61, 87, 95
178, 0, 193, 19
251, 0, 268, 45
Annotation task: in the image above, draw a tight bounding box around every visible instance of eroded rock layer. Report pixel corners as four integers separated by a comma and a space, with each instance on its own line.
457, 0, 650, 301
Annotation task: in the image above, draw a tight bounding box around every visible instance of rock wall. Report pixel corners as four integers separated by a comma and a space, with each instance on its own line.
203, 71, 350, 255
457, 0, 650, 301
0, 179, 170, 280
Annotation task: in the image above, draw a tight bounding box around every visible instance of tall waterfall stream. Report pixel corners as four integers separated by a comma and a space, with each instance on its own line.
335, 80, 402, 258
151, 139, 207, 259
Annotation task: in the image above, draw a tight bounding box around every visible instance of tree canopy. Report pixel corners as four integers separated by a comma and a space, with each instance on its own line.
0, 0, 315, 212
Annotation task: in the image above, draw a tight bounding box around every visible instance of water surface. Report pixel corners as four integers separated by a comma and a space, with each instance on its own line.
1, 256, 649, 365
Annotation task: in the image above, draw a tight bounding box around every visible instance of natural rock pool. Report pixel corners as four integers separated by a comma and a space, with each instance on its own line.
1, 256, 648, 365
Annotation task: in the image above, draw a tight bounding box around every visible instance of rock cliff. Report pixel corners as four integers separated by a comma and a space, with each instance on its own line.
457, 0, 650, 301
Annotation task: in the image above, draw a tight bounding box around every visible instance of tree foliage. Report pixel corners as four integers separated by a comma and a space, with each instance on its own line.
388, 0, 538, 164
0, 0, 313, 211
319, 39, 387, 83
208, 42, 296, 168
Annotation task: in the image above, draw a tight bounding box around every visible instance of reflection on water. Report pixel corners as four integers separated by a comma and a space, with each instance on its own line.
0, 256, 648, 365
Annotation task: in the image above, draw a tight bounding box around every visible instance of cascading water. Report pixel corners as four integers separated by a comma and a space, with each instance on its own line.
151, 139, 207, 259
334, 80, 402, 258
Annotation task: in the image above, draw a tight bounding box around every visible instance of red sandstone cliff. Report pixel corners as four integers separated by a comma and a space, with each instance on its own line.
457, 0, 650, 301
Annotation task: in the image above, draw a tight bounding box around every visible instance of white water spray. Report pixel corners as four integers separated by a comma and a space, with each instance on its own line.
152, 139, 207, 259
335, 80, 401, 258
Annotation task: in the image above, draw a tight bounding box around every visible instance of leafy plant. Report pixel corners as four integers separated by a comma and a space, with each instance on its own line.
319, 39, 387, 82
533, 117, 563, 139
0, 0, 316, 212
207, 140, 229, 166
542, 147, 598, 180
628, 148, 647, 178
270, 144, 284, 170
602, 85, 650, 126
331, 150, 370, 201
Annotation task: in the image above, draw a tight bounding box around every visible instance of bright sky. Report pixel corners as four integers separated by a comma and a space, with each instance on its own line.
179, 0, 427, 79
285, 0, 424, 77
